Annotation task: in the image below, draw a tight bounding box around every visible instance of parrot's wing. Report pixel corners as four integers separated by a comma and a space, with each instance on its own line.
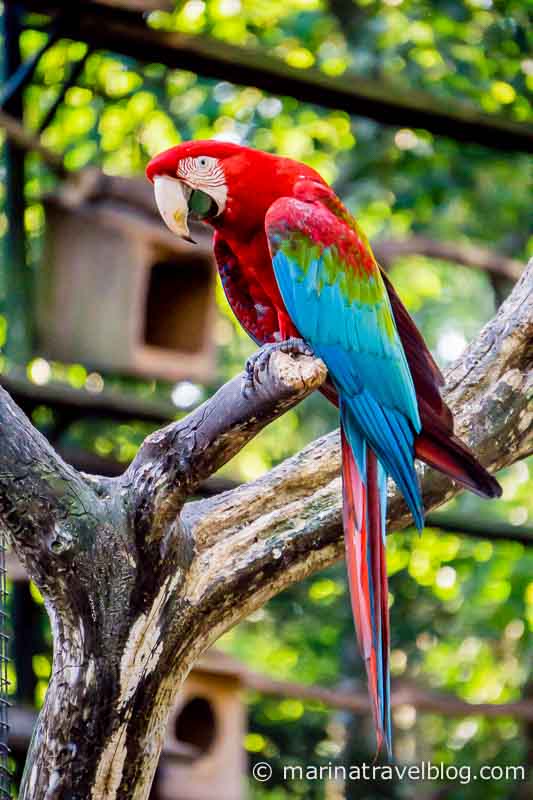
380, 268, 447, 417
380, 266, 501, 498
265, 193, 423, 522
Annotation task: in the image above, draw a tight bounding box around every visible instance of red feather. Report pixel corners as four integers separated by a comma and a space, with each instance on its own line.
341, 431, 391, 756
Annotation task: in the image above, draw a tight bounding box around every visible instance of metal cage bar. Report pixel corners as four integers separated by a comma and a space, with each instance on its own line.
0, 525, 10, 798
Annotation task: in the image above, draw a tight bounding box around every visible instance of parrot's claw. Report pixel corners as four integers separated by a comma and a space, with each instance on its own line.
241, 338, 315, 398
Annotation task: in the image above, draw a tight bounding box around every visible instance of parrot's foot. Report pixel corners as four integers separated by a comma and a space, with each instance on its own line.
242, 338, 315, 398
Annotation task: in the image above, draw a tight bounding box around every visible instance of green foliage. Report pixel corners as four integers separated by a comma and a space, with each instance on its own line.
0, 1, 532, 796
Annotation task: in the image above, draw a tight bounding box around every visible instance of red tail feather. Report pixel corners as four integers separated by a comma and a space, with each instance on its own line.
341, 430, 391, 756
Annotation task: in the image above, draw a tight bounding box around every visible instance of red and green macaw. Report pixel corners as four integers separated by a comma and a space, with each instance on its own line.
147, 141, 501, 756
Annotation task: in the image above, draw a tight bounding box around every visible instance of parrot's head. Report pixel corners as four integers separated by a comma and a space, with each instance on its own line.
146, 139, 324, 241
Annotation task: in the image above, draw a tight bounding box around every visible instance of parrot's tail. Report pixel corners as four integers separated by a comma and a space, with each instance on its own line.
414, 400, 502, 499
341, 427, 392, 758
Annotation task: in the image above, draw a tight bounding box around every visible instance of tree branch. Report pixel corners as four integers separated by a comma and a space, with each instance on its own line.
0, 109, 67, 178
425, 511, 533, 546
23, 0, 533, 152
373, 236, 524, 282
0, 384, 98, 591
243, 671, 533, 721
121, 351, 326, 541
1, 260, 530, 799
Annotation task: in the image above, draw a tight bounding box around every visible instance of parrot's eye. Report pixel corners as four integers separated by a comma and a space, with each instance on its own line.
189, 188, 219, 220
193, 155, 218, 174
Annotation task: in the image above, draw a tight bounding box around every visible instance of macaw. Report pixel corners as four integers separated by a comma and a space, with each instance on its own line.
146, 141, 501, 756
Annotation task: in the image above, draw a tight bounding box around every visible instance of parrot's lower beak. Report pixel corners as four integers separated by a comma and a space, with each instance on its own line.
153, 175, 196, 244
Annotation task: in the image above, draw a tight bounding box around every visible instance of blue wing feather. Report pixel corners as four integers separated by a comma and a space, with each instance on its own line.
270, 240, 423, 528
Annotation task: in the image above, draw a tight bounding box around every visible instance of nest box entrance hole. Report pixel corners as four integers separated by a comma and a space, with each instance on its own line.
144, 256, 212, 354
174, 696, 218, 760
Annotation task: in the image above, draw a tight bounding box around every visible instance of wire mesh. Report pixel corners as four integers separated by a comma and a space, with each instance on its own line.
0, 523, 11, 798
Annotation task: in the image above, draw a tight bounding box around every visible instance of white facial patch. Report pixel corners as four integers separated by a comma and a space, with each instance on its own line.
177, 155, 227, 215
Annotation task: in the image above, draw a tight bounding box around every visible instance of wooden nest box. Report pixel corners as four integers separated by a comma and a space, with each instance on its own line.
155, 651, 246, 800
37, 171, 216, 383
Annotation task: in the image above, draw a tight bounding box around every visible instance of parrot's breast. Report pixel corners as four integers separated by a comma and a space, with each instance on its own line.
213, 229, 298, 343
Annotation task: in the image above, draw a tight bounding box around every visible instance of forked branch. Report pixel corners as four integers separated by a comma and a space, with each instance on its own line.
0, 261, 529, 800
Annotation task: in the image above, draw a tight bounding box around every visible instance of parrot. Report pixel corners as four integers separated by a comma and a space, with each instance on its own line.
146, 141, 501, 756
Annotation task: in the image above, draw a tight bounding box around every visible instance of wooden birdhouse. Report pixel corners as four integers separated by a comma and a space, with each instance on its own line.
37, 171, 217, 383
155, 651, 246, 800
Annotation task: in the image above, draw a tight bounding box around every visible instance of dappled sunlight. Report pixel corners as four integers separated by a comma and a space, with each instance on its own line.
0, 1, 531, 795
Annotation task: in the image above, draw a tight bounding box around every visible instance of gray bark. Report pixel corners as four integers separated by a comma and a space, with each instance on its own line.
1, 261, 531, 799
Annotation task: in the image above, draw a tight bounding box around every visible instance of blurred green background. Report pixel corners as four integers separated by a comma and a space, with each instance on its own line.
0, 0, 532, 798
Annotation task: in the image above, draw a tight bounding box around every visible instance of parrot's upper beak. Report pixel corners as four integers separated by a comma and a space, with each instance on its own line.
153, 175, 196, 244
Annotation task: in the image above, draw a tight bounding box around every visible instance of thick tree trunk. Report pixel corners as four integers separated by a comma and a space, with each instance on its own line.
3, 351, 328, 799
1, 262, 532, 799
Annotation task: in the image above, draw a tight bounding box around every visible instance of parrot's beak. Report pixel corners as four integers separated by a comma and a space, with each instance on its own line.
153, 175, 196, 244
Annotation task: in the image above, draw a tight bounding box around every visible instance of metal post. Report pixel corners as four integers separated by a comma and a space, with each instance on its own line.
0, 6, 28, 795
0, 525, 10, 798
2, 1, 32, 364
